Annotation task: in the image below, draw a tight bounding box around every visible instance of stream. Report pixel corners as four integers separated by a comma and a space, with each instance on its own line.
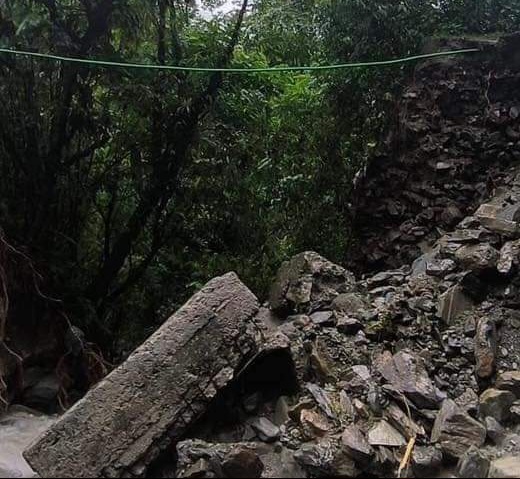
0, 407, 54, 478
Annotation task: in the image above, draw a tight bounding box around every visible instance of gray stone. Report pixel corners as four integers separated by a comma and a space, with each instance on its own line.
455, 388, 479, 416
306, 383, 335, 419
437, 286, 474, 324
485, 416, 506, 445
475, 202, 520, 236
24, 273, 262, 478
341, 424, 374, 464
411, 446, 443, 478
295, 440, 358, 478
431, 399, 486, 458
489, 456, 520, 478
367, 420, 407, 447
337, 316, 363, 335
479, 388, 515, 423
454, 243, 499, 271
375, 350, 442, 409
384, 402, 426, 439
498, 240, 520, 274
510, 400, 520, 423
456, 446, 490, 478
269, 251, 355, 314
426, 259, 457, 277
331, 292, 367, 314
250, 417, 280, 443
496, 370, 520, 397
310, 311, 335, 327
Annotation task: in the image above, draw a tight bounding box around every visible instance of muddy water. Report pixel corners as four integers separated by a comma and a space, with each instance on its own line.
0, 407, 54, 478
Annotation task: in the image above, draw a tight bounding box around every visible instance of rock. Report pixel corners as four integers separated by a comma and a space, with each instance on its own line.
250, 417, 280, 443
309, 311, 335, 327
24, 273, 263, 478
455, 388, 479, 417
221, 449, 264, 478
295, 440, 358, 478
341, 424, 374, 464
306, 383, 335, 419
498, 240, 520, 274
456, 446, 490, 478
367, 420, 407, 447
300, 409, 330, 437
431, 399, 486, 458
426, 259, 457, 277
437, 286, 474, 324
474, 317, 497, 379
343, 365, 371, 392
384, 402, 426, 439
331, 292, 367, 314
336, 317, 363, 335
484, 416, 506, 445
479, 388, 515, 423
489, 456, 520, 478
175, 441, 267, 479
510, 400, 520, 423
454, 243, 500, 271
269, 252, 356, 314
375, 350, 442, 409
495, 370, 520, 397
21, 371, 61, 413
411, 446, 443, 478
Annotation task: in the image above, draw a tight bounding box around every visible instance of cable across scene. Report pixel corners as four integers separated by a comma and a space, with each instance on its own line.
0, 47, 481, 73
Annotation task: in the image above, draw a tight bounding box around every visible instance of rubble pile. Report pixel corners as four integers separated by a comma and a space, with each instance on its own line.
350, 34, 520, 273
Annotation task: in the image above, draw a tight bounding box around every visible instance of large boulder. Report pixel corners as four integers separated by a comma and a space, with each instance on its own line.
269, 252, 356, 314
24, 273, 264, 478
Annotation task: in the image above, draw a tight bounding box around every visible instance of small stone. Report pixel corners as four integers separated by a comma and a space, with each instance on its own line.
337, 316, 363, 335
426, 259, 457, 277
489, 456, 520, 478
431, 399, 486, 458
456, 446, 490, 478
344, 365, 371, 392
182, 458, 213, 478
222, 449, 264, 479
384, 402, 426, 439
510, 400, 520, 423
479, 388, 515, 423
455, 388, 479, 417
498, 240, 520, 274
341, 424, 374, 464
250, 417, 280, 443
354, 330, 369, 345
411, 446, 443, 478
368, 420, 407, 447
300, 409, 330, 437
332, 292, 367, 314
496, 370, 520, 397
306, 383, 335, 419
454, 243, 499, 271
485, 416, 506, 445
310, 311, 335, 327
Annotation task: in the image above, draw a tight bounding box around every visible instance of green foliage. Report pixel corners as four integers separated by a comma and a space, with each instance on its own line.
0, 0, 518, 355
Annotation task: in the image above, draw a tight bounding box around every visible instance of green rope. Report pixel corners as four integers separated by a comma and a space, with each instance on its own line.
0, 47, 480, 73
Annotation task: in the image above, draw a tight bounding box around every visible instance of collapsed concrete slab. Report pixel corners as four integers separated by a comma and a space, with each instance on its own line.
24, 272, 262, 478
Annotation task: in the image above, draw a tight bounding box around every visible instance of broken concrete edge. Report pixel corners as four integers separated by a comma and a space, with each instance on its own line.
23, 271, 290, 479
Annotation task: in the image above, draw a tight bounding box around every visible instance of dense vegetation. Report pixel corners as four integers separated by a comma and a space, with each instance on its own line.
0, 0, 519, 355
